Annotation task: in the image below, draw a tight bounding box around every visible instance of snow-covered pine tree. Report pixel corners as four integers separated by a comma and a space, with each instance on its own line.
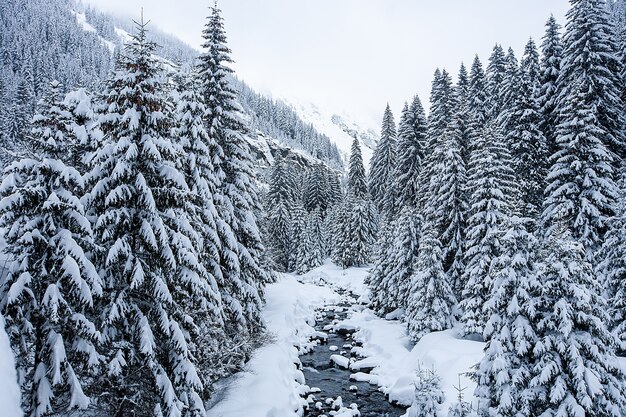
369, 104, 397, 217
336, 136, 375, 268
474, 217, 539, 417
427, 120, 468, 297
419, 69, 456, 210
296, 209, 324, 274
304, 164, 330, 215
392, 101, 422, 214
528, 226, 626, 416
557, 0, 624, 160
0, 80, 102, 416
366, 219, 397, 314
406, 367, 445, 417
497, 47, 520, 133
455, 63, 472, 166
405, 220, 456, 342
485, 44, 506, 120
542, 0, 624, 262
90, 20, 206, 415
538, 15, 563, 156
289, 202, 308, 272
198, 3, 267, 338
461, 121, 516, 337
347, 135, 368, 199
171, 70, 229, 393
509, 38, 548, 219
266, 159, 296, 272
383, 206, 422, 312
466, 56, 488, 170
599, 168, 626, 352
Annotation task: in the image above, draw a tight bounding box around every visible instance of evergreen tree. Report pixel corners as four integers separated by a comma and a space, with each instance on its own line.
369, 104, 397, 216
392, 100, 424, 213
385, 206, 422, 311
528, 228, 626, 416
198, 4, 267, 338
557, 0, 624, 159
461, 122, 516, 337
455, 63, 472, 165
600, 168, 626, 352
266, 160, 296, 272
90, 20, 204, 415
542, 75, 618, 258
509, 38, 548, 219
485, 44, 506, 119
367, 219, 398, 314
296, 209, 324, 274
427, 123, 468, 296
474, 217, 539, 417
347, 135, 368, 198
0, 81, 102, 416
171, 71, 228, 392
498, 47, 520, 133
538, 15, 563, 156
405, 222, 456, 342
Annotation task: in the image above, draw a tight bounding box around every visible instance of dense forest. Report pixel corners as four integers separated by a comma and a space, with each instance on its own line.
0, 0, 625, 416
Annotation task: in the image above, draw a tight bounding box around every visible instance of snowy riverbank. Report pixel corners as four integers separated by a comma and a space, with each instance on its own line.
208, 261, 484, 416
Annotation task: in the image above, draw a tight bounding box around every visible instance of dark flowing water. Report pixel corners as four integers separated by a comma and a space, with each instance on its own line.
300, 294, 406, 417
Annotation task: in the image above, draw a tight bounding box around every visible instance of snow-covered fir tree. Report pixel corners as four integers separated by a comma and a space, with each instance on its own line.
538, 15, 563, 156
528, 226, 626, 416
473, 217, 539, 417
266, 159, 297, 272
558, 0, 624, 159
485, 44, 507, 119
509, 38, 548, 219
198, 4, 267, 340
405, 220, 456, 342
347, 135, 368, 199
89, 20, 207, 415
392, 98, 426, 213
296, 209, 324, 274
0, 81, 102, 416
406, 367, 445, 417
170, 70, 230, 391
369, 104, 397, 217
497, 47, 520, 133
461, 121, 516, 337
334, 136, 375, 268
424, 84, 468, 296
600, 168, 626, 352
542, 0, 621, 259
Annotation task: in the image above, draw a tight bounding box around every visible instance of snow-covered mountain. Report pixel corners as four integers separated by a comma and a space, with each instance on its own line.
278, 98, 379, 167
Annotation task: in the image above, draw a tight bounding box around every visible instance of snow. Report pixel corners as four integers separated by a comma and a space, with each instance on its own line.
206, 273, 340, 417
71, 11, 116, 53
300, 262, 485, 412
207, 262, 487, 415
0, 313, 22, 417
277, 98, 378, 167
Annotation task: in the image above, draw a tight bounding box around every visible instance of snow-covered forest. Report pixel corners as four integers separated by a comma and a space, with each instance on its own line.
0, 0, 625, 416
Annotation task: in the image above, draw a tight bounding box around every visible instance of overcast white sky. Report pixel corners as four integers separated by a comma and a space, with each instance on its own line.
83, 0, 570, 128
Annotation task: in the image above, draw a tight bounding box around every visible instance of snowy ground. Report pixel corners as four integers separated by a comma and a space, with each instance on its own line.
209, 261, 484, 416
0, 232, 22, 417
206, 271, 341, 417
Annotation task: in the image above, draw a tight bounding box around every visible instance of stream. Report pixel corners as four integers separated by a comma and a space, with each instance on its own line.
300, 292, 407, 417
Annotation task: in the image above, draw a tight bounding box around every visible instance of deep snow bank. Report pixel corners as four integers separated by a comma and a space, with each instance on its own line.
0, 313, 23, 417
206, 274, 340, 417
